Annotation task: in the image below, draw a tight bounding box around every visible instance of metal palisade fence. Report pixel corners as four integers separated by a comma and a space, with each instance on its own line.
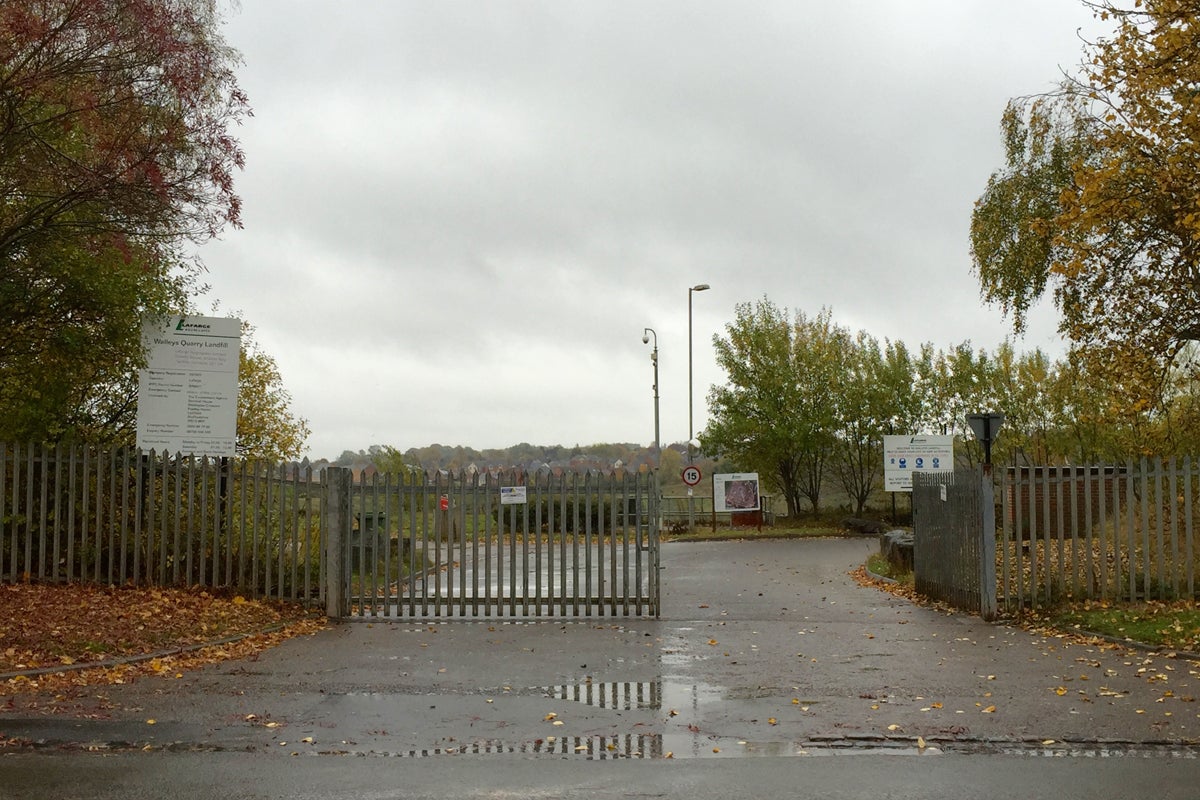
328, 467, 661, 619
0, 443, 662, 620
912, 469, 997, 620
999, 458, 1200, 611
0, 443, 323, 605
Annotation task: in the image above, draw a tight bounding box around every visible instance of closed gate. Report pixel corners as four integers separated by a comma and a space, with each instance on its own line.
324, 468, 660, 619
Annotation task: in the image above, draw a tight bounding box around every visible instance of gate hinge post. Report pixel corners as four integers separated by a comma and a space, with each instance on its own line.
979, 466, 998, 621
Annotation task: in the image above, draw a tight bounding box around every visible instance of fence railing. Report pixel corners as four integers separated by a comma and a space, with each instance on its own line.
0, 443, 323, 605
999, 458, 1200, 610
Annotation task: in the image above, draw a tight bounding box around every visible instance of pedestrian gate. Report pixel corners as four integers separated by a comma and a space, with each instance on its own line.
324, 469, 660, 619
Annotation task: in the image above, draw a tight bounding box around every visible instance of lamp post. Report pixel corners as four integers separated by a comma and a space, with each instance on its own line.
642, 328, 660, 468
688, 283, 709, 531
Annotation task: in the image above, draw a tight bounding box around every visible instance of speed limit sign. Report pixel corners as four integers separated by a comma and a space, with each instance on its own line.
681, 466, 702, 486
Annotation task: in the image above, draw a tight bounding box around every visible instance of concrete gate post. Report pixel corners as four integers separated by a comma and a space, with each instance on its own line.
324, 467, 351, 619
979, 466, 998, 621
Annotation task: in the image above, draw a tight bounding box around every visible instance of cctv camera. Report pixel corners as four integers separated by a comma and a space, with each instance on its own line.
642, 334, 649, 344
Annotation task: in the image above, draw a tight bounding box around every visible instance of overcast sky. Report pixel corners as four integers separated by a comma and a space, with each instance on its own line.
198, 1, 1103, 460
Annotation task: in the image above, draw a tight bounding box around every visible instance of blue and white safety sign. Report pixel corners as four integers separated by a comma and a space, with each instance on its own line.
882, 435, 955, 492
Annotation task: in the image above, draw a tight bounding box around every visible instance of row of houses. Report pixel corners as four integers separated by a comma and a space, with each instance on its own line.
282, 456, 656, 484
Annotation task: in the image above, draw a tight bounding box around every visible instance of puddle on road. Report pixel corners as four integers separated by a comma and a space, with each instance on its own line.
321, 680, 1195, 760
316, 736, 1200, 760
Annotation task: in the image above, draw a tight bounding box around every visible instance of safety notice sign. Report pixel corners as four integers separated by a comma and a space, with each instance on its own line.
883, 434, 954, 492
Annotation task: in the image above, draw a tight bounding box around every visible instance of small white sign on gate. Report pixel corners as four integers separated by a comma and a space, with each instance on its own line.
500, 486, 527, 505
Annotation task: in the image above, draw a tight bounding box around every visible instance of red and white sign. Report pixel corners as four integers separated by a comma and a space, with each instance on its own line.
681, 466, 702, 486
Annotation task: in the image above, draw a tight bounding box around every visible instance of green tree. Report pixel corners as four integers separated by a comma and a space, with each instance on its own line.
916, 342, 998, 467
970, 97, 1096, 334
989, 344, 1057, 466
704, 300, 844, 517
0, 0, 248, 442
1160, 343, 1200, 455
830, 332, 891, 515
372, 445, 423, 479
879, 340, 924, 437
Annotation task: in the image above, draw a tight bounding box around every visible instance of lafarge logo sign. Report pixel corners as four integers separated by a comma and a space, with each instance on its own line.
175, 317, 213, 332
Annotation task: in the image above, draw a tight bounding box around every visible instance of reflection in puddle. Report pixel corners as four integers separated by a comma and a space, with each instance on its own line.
543, 678, 724, 714
542, 681, 720, 714
332, 735, 942, 759
353, 734, 663, 759
541, 680, 661, 710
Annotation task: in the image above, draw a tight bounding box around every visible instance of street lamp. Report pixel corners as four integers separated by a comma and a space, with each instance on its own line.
642, 328, 660, 469
688, 283, 709, 463
688, 283, 709, 531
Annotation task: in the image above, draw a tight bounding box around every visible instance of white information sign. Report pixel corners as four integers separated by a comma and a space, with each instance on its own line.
136, 315, 241, 457
713, 472, 761, 512
883, 434, 954, 492
500, 486, 528, 505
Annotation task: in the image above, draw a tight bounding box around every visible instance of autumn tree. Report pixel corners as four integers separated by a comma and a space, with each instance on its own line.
972, 0, 1200, 419
0, 0, 248, 441
236, 322, 310, 461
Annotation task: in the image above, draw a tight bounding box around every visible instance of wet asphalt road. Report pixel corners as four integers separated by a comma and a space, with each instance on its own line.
3, 538, 1200, 797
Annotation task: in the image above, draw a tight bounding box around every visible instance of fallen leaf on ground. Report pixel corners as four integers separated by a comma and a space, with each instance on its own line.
1, 583, 324, 698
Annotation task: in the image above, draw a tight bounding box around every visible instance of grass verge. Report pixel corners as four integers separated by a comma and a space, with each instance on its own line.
856, 553, 1200, 653
866, 552, 913, 585
1047, 601, 1200, 653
